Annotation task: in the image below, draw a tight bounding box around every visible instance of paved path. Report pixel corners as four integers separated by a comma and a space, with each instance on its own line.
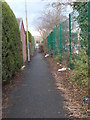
5, 50, 67, 118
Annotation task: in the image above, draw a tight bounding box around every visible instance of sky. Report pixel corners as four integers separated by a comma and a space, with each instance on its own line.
5, 0, 50, 36
5, 0, 73, 36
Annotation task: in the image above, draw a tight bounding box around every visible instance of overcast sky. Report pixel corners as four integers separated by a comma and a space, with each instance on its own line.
5, 0, 50, 36
5, 0, 74, 36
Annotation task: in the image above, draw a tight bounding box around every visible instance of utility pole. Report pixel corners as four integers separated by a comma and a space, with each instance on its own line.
25, 0, 30, 62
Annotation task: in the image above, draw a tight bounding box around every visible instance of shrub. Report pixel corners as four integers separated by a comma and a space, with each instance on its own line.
39, 44, 44, 53
71, 2, 88, 88
71, 49, 88, 87
25, 31, 35, 59
30, 35, 35, 56
2, 2, 23, 84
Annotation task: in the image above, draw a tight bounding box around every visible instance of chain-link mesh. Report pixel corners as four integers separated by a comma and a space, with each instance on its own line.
61, 19, 70, 66
45, 1, 90, 110
46, 2, 88, 69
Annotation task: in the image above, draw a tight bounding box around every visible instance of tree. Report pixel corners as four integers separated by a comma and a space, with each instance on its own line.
35, 0, 72, 40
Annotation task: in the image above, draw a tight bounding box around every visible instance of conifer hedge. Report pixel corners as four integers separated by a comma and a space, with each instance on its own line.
2, 2, 23, 84
25, 31, 35, 60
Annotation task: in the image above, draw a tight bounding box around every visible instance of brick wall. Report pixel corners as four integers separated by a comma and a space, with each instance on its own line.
20, 22, 27, 63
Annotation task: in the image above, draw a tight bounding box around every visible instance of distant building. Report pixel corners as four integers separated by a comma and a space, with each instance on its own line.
35, 43, 39, 49
17, 18, 27, 63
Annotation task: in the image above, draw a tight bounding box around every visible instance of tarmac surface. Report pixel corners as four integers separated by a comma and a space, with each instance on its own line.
5, 50, 67, 118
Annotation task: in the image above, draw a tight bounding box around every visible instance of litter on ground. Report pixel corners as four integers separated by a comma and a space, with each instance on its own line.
45, 54, 49, 58
58, 68, 67, 72
21, 65, 26, 70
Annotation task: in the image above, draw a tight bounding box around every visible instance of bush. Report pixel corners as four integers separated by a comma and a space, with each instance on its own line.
39, 44, 44, 53
30, 35, 35, 56
25, 31, 35, 59
71, 2, 88, 88
2, 2, 23, 84
71, 49, 88, 87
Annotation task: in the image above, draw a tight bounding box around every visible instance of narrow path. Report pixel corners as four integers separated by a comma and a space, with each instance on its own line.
5, 50, 67, 118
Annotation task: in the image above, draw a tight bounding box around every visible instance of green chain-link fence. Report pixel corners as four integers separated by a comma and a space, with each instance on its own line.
46, 2, 88, 69
44, 1, 90, 112
45, 2, 90, 91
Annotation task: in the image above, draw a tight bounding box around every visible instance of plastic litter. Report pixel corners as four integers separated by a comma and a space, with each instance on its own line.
59, 64, 62, 66
58, 68, 67, 72
21, 65, 25, 70
83, 97, 88, 102
67, 68, 70, 71
45, 54, 49, 58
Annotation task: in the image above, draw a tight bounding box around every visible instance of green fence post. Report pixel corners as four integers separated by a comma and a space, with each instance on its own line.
88, 0, 90, 111
53, 28, 56, 56
60, 23, 62, 63
48, 35, 50, 54
51, 32, 53, 54
69, 14, 71, 68
47, 36, 49, 53
49, 33, 51, 54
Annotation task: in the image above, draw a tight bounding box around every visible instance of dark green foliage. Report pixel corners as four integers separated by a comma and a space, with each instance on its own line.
39, 40, 44, 53
71, 49, 88, 87
39, 45, 44, 53
30, 35, 35, 56
46, 2, 88, 88
71, 2, 88, 87
73, 2, 88, 48
2, 2, 23, 84
25, 31, 35, 59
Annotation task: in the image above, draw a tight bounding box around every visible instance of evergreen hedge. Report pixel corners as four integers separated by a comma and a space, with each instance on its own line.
2, 2, 23, 84
25, 31, 35, 60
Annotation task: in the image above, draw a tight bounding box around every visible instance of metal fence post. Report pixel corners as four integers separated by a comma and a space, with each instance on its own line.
60, 23, 62, 63
69, 14, 71, 68
47, 36, 49, 53
49, 33, 51, 54
53, 28, 56, 56
48, 35, 50, 54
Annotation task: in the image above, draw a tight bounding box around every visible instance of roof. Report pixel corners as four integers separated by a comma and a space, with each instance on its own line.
17, 18, 25, 33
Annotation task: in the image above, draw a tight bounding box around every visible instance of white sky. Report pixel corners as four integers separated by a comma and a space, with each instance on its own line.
4, 0, 74, 36
5, 0, 49, 36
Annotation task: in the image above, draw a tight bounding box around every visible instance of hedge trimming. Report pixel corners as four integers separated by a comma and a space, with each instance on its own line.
2, 2, 23, 84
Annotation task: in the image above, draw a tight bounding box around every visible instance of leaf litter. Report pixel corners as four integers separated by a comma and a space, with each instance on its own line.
46, 55, 88, 118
